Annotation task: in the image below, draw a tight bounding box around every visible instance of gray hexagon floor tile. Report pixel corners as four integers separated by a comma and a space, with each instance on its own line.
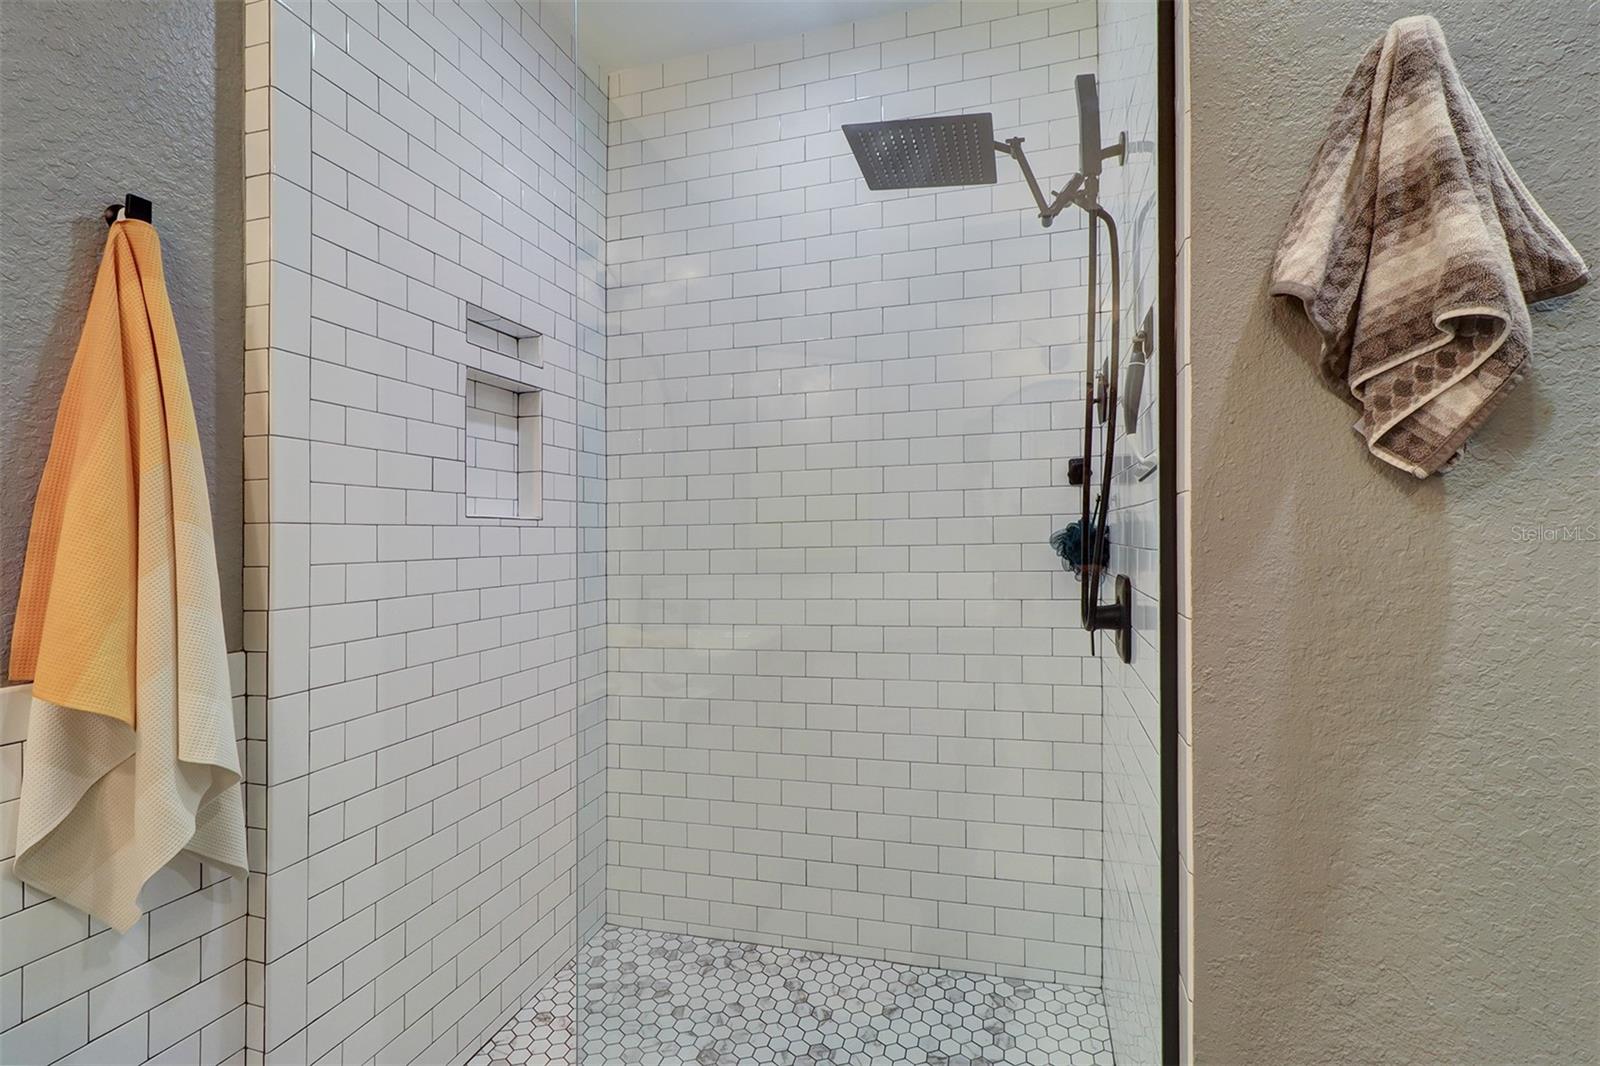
470, 926, 1114, 1066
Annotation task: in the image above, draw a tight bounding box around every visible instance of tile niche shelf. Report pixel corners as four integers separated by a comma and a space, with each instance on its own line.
464, 370, 542, 522
466, 300, 542, 365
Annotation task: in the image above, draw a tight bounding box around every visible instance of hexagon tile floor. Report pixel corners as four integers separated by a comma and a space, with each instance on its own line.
468, 925, 1115, 1066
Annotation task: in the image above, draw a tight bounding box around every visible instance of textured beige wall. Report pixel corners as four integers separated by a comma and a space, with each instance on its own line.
1, 0, 245, 667
1187, 1, 1599, 1063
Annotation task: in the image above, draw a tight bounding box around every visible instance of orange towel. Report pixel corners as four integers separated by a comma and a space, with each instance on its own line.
9, 219, 246, 931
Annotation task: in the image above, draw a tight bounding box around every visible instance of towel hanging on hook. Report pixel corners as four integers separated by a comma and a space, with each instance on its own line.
10, 210, 246, 931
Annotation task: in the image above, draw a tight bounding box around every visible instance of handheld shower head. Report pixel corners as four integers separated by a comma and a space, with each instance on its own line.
1076, 74, 1103, 177
1075, 73, 1127, 179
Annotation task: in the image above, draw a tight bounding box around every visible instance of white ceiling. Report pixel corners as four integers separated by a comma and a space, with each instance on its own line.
578, 0, 931, 74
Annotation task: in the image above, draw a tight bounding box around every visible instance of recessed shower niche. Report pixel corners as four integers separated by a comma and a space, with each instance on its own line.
464, 370, 542, 522
467, 300, 543, 366
461, 304, 546, 522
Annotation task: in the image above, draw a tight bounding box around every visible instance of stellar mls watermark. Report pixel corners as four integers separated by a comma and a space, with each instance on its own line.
1509, 523, 1599, 544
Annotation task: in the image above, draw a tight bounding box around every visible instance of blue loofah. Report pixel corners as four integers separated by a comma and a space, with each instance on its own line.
1050, 520, 1108, 576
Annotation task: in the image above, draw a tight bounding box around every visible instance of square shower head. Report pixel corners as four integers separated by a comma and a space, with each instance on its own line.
842, 113, 998, 190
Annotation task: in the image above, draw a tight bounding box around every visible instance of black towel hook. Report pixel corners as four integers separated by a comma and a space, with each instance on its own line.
104, 193, 153, 227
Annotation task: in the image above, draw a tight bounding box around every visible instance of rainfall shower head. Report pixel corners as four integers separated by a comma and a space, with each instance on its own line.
841, 75, 1122, 222
841, 113, 998, 190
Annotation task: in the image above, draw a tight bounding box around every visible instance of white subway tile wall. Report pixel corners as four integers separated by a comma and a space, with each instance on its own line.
1096, 0, 1165, 1062
0, 658, 250, 1066
254, 1, 607, 1063
603, 0, 1107, 988
573, 47, 612, 964
242, 2, 272, 1057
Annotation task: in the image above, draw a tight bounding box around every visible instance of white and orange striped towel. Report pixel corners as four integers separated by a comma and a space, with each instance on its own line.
9, 219, 246, 931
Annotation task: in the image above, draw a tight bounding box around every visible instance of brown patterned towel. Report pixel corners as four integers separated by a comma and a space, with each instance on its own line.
1271, 15, 1588, 477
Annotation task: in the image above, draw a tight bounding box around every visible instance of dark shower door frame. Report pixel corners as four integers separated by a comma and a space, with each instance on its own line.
1155, 1, 1182, 1063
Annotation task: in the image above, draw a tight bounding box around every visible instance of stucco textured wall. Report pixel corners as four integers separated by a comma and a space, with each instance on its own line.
1188, 1, 1598, 1062
0, 0, 244, 668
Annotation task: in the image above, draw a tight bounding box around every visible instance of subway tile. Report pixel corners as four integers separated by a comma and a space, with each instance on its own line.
0, 997, 86, 1066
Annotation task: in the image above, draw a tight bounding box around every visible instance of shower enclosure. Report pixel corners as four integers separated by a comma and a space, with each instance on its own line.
234, 0, 1171, 1062
567, 1, 1173, 1062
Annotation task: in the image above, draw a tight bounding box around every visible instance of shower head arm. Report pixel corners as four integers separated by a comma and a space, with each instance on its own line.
996, 137, 1094, 228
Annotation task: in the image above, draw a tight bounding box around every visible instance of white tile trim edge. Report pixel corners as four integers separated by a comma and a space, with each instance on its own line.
0, 682, 30, 744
